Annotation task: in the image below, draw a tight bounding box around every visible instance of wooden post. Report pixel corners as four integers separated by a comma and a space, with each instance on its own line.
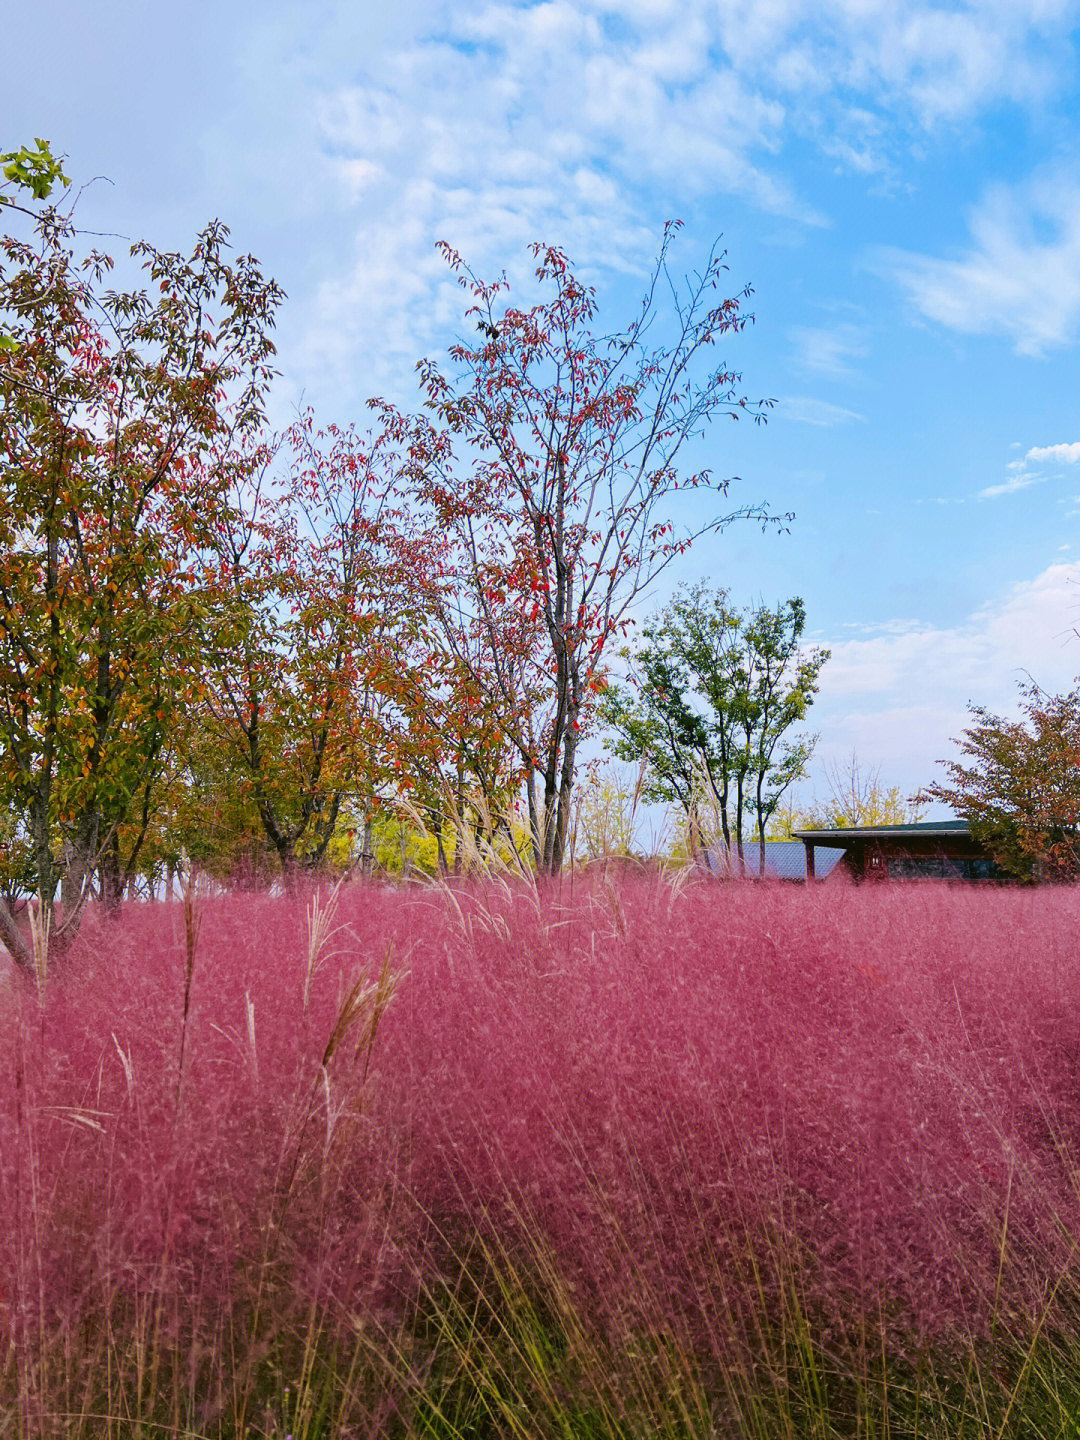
804, 841, 816, 881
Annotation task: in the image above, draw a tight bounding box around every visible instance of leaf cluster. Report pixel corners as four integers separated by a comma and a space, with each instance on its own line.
0, 147, 799, 961
601, 583, 829, 864
924, 680, 1080, 880
381, 227, 785, 871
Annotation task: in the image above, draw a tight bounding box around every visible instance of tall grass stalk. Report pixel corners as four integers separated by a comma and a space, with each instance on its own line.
27, 894, 49, 999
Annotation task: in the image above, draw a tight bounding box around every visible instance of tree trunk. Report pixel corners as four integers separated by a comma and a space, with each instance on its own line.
540, 766, 559, 874
686, 803, 702, 864
0, 901, 33, 975
756, 773, 767, 878
58, 819, 100, 942
277, 845, 300, 892
100, 830, 125, 914
549, 723, 579, 873
432, 815, 449, 875
451, 773, 464, 876
526, 770, 542, 871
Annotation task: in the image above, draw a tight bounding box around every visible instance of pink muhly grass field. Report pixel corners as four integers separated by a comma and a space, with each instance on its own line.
4, 873, 1080, 1429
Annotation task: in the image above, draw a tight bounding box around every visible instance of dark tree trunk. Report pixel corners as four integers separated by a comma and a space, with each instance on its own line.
0, 901, 33, 975
755, 772, 767, 878
100, 830, 125, 914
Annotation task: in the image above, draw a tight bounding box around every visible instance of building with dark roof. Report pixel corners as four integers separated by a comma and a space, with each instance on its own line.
792, 820, 1003, 881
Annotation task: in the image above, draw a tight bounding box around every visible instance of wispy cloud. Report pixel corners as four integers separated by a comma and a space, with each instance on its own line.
780, 395, 866, 426
789, 323, 868, 378
980, 439, 1080, 498
821, 563, 1079, 696
980, 471, 1047, 499
880, 174, 1080, 356
276, 1, 1080, 398
714, 0, 1076, 125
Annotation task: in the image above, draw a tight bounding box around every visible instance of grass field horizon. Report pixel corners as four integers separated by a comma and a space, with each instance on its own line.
5, 871, 1080, 1438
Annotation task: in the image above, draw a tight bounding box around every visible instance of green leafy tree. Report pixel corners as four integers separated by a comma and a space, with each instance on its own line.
0, 140, 69, 355
738, 598, 830, 876
601, 585, 828, 873
0, 140, 69, 206
600, 589, 739, 858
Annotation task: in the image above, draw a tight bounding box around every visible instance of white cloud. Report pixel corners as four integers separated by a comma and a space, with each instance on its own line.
823, 562, 1080, 696
814, 700, 972, 791
789, 323, 868, 377
979, 471, 1047, 498
1027, 441, 1080, 464
781, 395, 866, 425
813, 562, 1080, 790
980, 439, 1080, 498
713, 0, 1075, 122
881, 174, 1080, 356
819, 108, 889, 176
278, 1, 1080, 399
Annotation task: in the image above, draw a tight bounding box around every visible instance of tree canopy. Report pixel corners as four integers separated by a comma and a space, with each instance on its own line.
0, 143, 788, 975
601, 585, 829, 874
381, 228, 782, 873
0, 165, 281, 969
923, 681, 1080, 881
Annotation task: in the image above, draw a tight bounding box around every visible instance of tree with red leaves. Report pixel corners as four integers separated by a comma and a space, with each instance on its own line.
384, 225, 782, 873
924, 680, 1080, 880
0, 160, 281, 969
194, 413, 422, 882
385, 514, 545, 869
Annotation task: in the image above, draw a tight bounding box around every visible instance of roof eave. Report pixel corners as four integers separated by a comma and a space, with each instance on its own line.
792, 825, 972, 842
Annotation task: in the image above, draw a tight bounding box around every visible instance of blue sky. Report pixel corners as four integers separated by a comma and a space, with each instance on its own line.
10, 0, 1080, 806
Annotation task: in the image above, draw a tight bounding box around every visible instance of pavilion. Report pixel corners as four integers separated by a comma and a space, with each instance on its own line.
792, 820, 1003, 881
